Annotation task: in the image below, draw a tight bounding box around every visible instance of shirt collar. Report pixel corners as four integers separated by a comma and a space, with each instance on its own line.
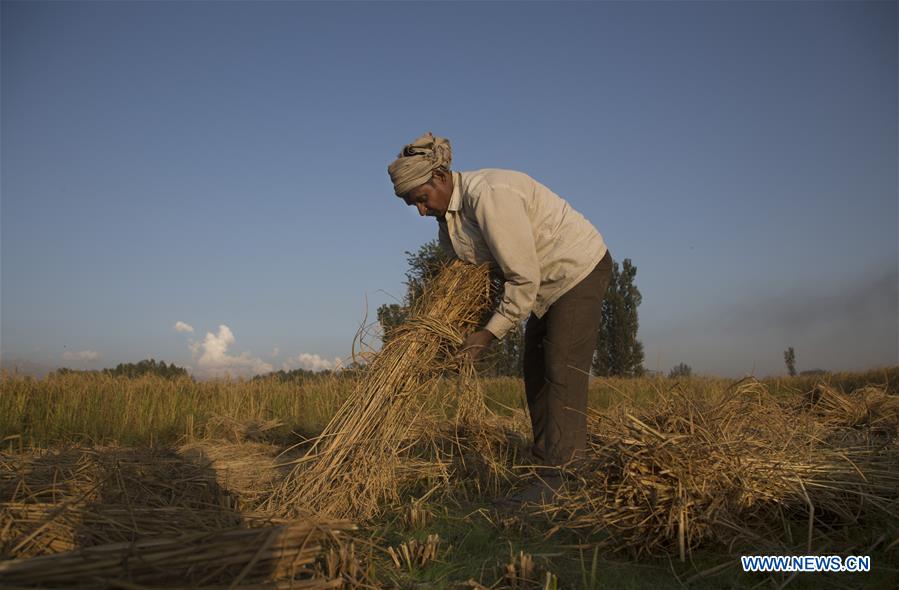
447, 171, 462, 213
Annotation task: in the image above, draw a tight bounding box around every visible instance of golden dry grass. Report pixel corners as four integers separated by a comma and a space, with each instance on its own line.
540, 379, 899, 559
267, 260, 498, 520
1, 377, 896, 587
0, 444, 361, 588
0, 520, 356, 589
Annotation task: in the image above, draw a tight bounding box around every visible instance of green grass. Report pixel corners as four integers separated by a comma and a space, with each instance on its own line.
360, 496, 899, 589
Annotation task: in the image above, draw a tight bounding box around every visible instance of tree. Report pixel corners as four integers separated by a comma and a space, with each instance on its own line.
403, 240, 451, 305
784, 347, 797, 377
376, 303, 407, 342
253, 368, 315, 383
668, 363, 692, 379
103, 359, 189, 379
376, 239, 524, 376
52, 359, 190, 379
592, 258, 645, 377
377, 241, 452, 340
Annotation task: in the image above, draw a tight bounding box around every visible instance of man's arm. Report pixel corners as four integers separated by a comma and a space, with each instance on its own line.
469, 184, 540, 340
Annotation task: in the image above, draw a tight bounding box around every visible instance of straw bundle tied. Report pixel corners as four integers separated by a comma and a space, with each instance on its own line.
0, 519, 355, 589
542, 379, 899, 559
269, 260, 496, 519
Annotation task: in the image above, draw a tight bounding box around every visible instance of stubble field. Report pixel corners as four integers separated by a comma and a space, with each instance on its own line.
2, 367, 897, 589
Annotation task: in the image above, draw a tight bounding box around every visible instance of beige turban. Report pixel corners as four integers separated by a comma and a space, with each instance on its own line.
387, 132, 452, 196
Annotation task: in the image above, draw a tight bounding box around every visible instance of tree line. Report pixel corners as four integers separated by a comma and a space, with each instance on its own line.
53, 358, 189, 379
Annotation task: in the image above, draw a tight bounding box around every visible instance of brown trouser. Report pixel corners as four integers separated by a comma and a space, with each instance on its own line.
524, 250, 613, 466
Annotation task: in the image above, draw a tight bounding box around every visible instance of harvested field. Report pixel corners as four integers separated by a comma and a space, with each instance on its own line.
2, 376, 898, 588
0, 520, 356, 589
543, 380, 899, 560
0, 443, 366, 589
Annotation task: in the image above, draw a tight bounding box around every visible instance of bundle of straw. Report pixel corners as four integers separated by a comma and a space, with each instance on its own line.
544, 380, 899, 559
802, 382, 899, 437
0, 519, 355, 588
269, 260, 495, 519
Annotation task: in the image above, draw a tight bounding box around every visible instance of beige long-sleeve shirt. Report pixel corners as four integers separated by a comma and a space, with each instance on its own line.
437, 169, 608, 339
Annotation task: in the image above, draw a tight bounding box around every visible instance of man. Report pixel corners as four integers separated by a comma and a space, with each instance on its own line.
388, 132, 612, 502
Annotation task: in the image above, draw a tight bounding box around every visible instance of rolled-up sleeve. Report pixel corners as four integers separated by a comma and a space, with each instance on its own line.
470, 185, 540, 339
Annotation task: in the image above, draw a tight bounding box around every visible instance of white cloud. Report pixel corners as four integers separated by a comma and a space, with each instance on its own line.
174, 321, 194, 333
271, 347, 280, 358
62, 350, 102, 361
282, 353, 344, 372
191, 324, 273, 379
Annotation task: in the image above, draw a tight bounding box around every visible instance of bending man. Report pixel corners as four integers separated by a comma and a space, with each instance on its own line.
388, 132, 612, 500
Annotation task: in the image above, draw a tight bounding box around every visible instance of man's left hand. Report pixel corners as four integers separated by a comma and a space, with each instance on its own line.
460, 329, 495, 362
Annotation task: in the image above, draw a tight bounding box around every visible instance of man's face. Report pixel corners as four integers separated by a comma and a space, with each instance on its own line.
401, 173, 451, 219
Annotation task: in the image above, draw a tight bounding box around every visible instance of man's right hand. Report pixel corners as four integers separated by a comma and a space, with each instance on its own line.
460, 329, 495, 362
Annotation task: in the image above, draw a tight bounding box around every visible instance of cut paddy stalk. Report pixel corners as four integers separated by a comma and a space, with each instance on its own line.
0, 519, 355, 587
540, 379, 899, 559
267, 260, 497, 520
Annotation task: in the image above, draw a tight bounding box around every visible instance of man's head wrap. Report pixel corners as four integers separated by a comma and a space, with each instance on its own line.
387, 132, 452, 197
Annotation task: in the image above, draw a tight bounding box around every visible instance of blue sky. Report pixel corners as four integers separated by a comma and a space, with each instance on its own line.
2, 1, 896, 378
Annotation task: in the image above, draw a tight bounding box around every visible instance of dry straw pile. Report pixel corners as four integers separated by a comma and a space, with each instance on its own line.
543, 379, 899, 559
0, 447, 357, 588
1, 447, 244, 559
269, 259, 497, 520
0, 520, 354, 589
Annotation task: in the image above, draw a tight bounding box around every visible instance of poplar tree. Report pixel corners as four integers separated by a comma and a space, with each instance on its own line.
592, 258, 645, 377
784, 347, 797, 377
